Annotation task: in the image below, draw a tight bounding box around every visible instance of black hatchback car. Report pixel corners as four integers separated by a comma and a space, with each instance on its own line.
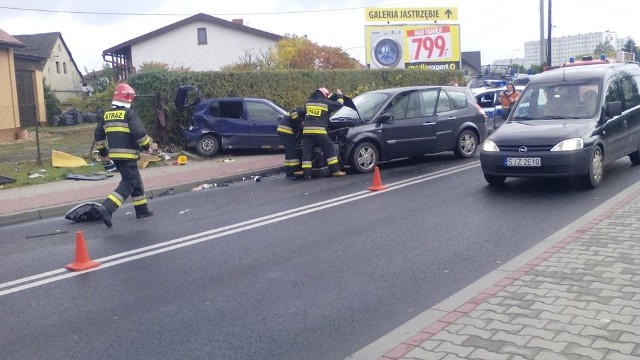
480, 59, 640, 188
328, 86, 487, 173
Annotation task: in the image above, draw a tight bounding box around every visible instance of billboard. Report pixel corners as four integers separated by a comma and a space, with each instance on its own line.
365, 7, 458, 22
365, 24, 461, 70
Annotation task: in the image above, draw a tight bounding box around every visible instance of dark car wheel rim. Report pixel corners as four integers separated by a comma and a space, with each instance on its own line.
357, 146, 376, 170
460, 133, 477, 155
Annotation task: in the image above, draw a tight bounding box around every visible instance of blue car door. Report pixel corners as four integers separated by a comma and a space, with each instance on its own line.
214, 100, 250, 147
245, 100, 283, 148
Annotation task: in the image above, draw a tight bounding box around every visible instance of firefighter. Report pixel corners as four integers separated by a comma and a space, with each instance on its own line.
295, 87, 346, 179
94, 83, 153, 227
276, 106, 304, 177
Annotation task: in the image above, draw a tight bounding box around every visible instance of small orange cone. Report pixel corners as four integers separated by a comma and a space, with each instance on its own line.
65, 231, 100, 271
367, 166, 388, 191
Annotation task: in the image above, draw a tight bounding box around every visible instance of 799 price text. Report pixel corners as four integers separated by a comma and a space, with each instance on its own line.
407, 26, 452, 62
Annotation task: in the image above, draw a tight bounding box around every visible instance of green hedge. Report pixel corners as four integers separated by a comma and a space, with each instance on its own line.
126, 68, 465, 146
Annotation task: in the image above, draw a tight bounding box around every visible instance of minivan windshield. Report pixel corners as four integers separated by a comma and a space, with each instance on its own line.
331, 92, 390, 123
511, 80, 601, 120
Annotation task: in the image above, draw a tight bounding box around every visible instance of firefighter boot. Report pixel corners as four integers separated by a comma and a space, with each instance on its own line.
332, 170, 346, 177
135, 204, 154, 219
96, 204, 112, 228
292, 170, 305, 180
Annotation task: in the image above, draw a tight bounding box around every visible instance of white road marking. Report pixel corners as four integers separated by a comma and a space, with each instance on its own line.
0, 162, 480, 297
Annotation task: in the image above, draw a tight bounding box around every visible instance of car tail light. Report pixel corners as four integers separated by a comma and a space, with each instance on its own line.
475, 103, 487, 119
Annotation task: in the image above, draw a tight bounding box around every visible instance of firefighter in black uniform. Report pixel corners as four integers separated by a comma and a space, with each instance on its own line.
276, 106, 304, 177
94, 83, 153, 227
295, 87, 346, 179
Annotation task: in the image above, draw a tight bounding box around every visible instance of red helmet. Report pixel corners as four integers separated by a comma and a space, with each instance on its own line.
112, 83, 136, 107
318, 87, 330, 98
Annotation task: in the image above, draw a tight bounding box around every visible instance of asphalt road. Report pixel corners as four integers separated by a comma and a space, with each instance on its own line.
1, 153, 640, 360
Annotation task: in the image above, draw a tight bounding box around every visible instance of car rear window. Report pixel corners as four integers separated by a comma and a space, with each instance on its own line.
446, 90, 469, 109
212, 101, 243, 119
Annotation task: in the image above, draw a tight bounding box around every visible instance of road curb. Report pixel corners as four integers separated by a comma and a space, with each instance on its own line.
0, 165, 284, 227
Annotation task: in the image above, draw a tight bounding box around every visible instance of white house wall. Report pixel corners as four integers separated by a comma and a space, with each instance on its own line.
130, 21, 279, 71
43, 37, 84, 103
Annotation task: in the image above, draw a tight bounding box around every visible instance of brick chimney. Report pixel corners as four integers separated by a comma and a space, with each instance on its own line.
232, 18, 243, 25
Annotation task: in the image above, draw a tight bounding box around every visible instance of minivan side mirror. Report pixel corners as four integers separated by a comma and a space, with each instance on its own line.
379, 113, 394, 124
606, 101, 622, 117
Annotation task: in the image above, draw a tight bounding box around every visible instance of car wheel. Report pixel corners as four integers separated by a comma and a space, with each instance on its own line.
581, 145, 603, 189
196, 134, 220, 157
630, 149, 640, 165
350, 141, 378, 173
484, 174, 506, 185
454, 129, 479, 158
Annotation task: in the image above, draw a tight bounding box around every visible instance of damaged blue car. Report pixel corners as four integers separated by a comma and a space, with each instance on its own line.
176, 86, 288, 157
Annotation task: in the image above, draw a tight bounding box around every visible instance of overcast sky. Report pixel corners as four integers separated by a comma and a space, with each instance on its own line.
1, 0, 637, 73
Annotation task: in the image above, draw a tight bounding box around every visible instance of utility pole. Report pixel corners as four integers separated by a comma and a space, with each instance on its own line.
539, 0, 545, 66
547, 0, 552, 66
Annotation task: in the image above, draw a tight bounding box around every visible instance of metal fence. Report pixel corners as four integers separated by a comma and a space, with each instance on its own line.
0, 95, 177, 166
0, 99, 100, 165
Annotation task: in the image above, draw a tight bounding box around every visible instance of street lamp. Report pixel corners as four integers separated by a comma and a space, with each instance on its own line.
547, 0, 552, 66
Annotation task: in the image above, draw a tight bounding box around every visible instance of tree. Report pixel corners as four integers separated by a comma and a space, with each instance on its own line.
623, 38, 636, 53
317, 45, 361, 69
529, 64, 544, 74
138, 62, 170, 72
43, 78, 61, 123
593, 42, 616, 58
274, 35, 359, 70
223, 34, 360, 71
622, 38, 640, 62
221, 48, 275, 71
273, 35, 317, 69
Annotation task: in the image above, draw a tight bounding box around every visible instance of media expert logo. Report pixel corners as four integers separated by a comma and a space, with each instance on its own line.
365, 7, 458, 22
406, 62, 459, 70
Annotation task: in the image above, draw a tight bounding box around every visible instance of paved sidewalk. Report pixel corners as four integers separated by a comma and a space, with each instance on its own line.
0, 153, 284, 227
354, 182, 640, 360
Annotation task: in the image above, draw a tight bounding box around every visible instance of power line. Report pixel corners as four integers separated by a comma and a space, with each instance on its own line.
0, 2, 422, 17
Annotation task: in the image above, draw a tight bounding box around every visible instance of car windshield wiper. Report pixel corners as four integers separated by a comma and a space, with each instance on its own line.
512, 116, 537, 120
540, 115, 575, 120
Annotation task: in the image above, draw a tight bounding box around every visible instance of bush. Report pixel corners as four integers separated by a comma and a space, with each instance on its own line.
43, 80, 61, 124
72, 68, 464, 148
126, 68, 464, 147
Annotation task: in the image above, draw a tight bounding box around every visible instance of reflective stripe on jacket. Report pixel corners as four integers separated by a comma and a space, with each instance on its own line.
302, 98, 343, 135
94, 106, 151, 160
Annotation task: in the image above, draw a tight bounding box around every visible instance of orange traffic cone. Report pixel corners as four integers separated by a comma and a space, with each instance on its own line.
367, 166, 388, 191
65, 231, 101, 271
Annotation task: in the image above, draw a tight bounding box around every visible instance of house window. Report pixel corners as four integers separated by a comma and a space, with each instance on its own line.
63, 62, 67, 74
56, 61, 60, 73
197, 28, 207, 45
